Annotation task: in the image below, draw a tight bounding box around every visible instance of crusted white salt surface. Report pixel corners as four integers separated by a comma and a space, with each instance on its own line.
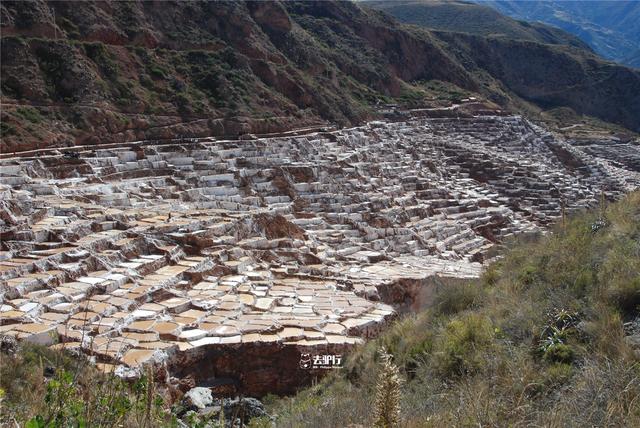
0, 116, 638, 371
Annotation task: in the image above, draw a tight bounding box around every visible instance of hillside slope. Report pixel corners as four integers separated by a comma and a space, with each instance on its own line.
264, 191, 640, 427
1, 0, 639, 153
365, 0, 640, 133
479, 0, 640, 69
366, 0, 591, 49
0, 0, 476, 152
433, 31, 640, 135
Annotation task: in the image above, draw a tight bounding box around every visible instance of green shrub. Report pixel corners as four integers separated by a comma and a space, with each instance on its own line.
0, 121, 17, 136
433, 281, 483, 315
543, 343, 574, 364
84, 42, 118, 79
58, 17, 80, 39
15, 106, 43, 123
433, 314, 494, 377
149, 65, 168, 79
140, 74, 155, 89
543, 363, 573, 386
517, 263, 539, 286
481, 264, 501, 286
1, 343, 169, 427
605, 277, 640, 313
572, 270, 594, 295
406, 338, 433, 364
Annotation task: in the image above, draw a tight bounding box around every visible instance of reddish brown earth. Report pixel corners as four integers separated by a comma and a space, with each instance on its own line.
3, 1, 639, 154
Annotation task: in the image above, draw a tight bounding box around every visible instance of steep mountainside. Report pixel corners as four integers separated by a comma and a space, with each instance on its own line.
478, 0, 640, 69
1, 0, 639, 153
365, 0, 640, 134
0, 0, 474, 152
433, 32, 640, 134
366, 0, 591, 50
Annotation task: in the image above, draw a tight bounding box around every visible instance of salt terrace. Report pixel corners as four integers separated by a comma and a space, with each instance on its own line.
1, 115, 638, 394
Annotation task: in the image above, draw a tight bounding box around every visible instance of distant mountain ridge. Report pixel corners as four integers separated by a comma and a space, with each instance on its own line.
366, 0, 592, 50
476, 0, 640, 69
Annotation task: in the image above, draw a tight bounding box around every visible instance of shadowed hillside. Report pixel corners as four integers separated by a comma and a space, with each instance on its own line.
366, 0, 640, 134
433, 31, 640, 135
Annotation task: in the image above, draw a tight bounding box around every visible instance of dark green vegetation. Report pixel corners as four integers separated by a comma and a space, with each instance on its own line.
1, 0, 639, 153
478, 0, 640, 69
0, 342, 171, 427
258, 191, 640, 427
0, 341, 250, 427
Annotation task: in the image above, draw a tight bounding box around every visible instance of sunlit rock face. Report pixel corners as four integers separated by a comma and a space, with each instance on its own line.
1, 115, 638, 395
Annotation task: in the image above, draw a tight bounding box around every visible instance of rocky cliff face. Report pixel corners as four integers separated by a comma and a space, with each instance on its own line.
1, 0, 639, 153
